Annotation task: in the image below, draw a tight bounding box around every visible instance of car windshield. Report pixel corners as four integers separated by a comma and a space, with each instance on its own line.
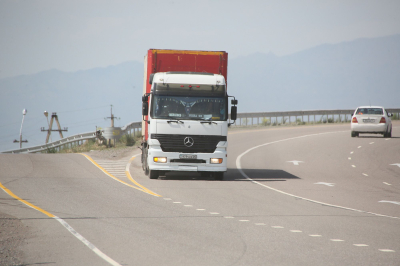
356, 108, 383, 115
151, 95, 227, 121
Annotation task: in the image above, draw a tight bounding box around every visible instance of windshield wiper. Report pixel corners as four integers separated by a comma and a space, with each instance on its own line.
166, 116, 184, 124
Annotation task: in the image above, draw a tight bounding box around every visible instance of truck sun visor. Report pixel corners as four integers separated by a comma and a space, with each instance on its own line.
154, 83, 226, 96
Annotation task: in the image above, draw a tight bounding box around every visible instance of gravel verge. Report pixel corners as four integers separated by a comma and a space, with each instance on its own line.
0, 212, 26, 266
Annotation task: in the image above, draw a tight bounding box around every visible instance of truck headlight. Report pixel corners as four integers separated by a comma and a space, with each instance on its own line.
210, 158, 223, 164
154, 157, 167, 163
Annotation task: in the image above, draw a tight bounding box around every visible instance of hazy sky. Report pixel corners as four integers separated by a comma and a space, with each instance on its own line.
1, 0, 400, 79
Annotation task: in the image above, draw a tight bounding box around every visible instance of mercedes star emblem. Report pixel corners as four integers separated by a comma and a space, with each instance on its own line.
184, 137, 194, 147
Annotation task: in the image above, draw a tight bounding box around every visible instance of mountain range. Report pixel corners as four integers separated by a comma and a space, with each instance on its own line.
1, 34, 399, 151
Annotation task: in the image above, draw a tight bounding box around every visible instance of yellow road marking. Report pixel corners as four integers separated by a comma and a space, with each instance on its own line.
80, 154, 161, 197
0, 181, 55, 218
0, 181, 122, 265
125, 157, 161, 197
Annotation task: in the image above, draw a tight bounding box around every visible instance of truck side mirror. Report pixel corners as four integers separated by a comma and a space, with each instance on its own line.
142, 101, 148, 116
231, 99, 238, 105
149, 73, 155, 85
142, 95, 148, 102
230, 106, 237, 121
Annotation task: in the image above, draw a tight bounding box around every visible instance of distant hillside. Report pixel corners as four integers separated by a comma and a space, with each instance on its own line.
1, 34, 400, 151
228, 34, 400, 112
0, 61, 144, 151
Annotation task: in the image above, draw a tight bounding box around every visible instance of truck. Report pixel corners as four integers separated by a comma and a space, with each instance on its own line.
141, 49, 237, 180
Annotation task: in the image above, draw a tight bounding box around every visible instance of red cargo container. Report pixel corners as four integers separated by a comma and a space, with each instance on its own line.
142, 49, 228, 139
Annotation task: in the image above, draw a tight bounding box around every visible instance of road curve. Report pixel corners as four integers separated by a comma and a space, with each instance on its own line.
0, 121, 399, 265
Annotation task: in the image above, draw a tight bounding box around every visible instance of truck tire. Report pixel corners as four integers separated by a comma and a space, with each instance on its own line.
213, 172, 224, 181
149, 170, 159, 179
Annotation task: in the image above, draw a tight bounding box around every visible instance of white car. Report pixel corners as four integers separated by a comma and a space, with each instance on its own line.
351, 106, 392, 137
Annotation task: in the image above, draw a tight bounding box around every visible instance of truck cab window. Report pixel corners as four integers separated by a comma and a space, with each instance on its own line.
151, 95, 227, 121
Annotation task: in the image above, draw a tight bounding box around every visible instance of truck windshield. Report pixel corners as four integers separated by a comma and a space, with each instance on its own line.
151, 95, 227, 121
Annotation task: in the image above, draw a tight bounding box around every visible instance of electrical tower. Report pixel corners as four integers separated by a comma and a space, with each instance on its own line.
41, 112, 68, 143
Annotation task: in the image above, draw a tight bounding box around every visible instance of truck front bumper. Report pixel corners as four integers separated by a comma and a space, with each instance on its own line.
147, 145, 227, 172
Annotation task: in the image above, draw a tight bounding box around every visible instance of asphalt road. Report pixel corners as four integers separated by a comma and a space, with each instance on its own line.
0, 121, 399, 265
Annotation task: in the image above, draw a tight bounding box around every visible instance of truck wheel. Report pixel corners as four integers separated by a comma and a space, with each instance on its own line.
149, 170, 159, 179
141, 152, 146, 171
213, 172, 224, 181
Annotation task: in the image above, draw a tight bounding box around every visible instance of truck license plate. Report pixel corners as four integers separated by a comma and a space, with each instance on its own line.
179, 154, 197, 159
363, 119, 375, 123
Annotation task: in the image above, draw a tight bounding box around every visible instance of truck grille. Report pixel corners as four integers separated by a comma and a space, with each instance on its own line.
151, 134, 226, 153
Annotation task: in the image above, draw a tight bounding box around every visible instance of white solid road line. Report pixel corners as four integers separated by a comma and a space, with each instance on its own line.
54, 217, 121, 266
236, 130, 400, 220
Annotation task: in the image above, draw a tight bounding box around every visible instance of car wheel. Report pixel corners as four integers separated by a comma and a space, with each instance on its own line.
351, 131, 356, 138
388, 128, 392, 138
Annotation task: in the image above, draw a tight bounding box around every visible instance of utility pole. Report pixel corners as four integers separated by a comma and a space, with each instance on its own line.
13, 109, 28, 148
41, 112, 68, 143
104, 105, 120, 127
104, 105, 120, 147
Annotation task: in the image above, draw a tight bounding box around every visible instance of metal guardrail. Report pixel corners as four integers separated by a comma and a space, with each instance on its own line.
233, 108, 400, 126
2, 109, 399, 154
2, 131, 98, 154
2, 121, 143, 154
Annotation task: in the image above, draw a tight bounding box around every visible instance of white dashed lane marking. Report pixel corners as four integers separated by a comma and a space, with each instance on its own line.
379, 249, 395, 252
163, 197, 397, 254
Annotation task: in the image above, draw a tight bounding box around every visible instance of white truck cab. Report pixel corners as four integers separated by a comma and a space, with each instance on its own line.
141, 72, 237, 180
